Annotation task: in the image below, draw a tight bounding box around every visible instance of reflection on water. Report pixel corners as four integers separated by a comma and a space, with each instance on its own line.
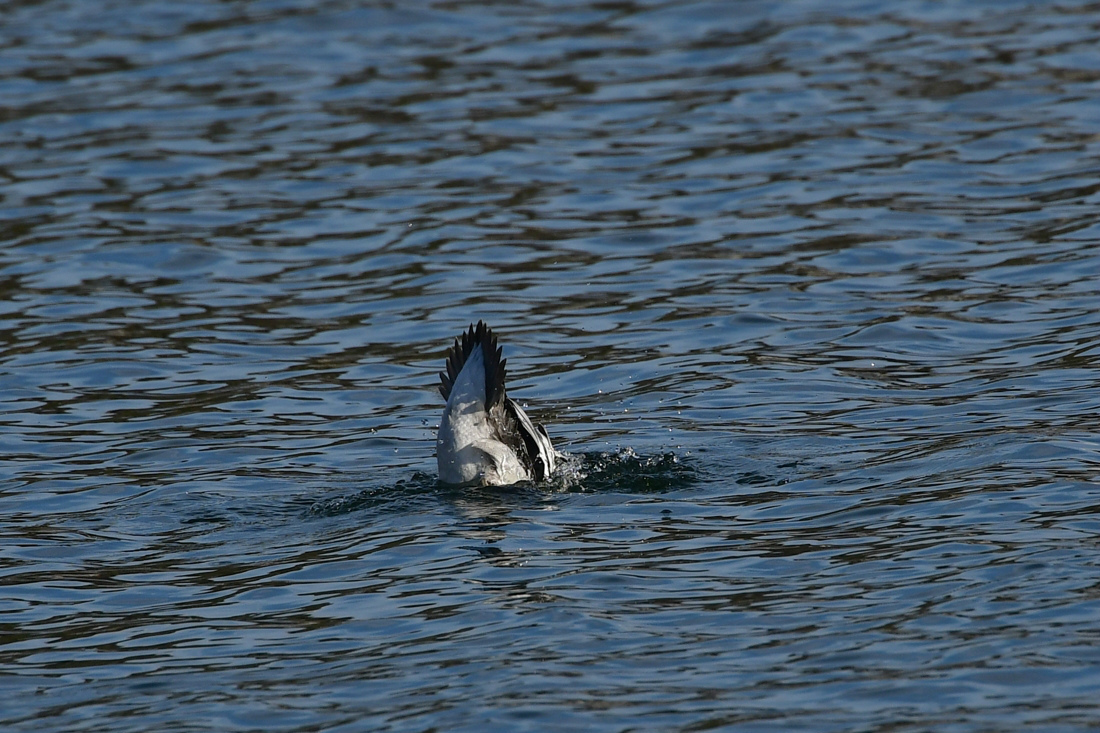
4, 0, 1100, 730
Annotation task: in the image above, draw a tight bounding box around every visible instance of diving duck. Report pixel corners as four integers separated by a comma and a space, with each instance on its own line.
436, 321, 558, 485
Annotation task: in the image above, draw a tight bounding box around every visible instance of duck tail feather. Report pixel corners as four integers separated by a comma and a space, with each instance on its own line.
481, 324, 507, 409
439, 322, 481, 401
439, 320, 509, 408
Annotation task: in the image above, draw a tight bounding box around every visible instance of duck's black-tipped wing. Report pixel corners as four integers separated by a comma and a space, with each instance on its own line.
438, 320, 508, 410
502, 398, 556, 481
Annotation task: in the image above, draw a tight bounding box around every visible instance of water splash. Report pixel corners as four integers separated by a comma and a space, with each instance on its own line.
552, 447, 698, 493
307, 449, 698, 517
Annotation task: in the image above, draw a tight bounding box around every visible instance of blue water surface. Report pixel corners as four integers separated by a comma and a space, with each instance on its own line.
3, 1, 1100, 731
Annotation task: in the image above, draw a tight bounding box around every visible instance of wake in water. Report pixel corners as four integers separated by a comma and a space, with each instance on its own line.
308, 448, 697, 517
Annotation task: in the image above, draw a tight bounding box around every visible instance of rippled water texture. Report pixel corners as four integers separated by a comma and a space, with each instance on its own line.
4, 1, 1100, 730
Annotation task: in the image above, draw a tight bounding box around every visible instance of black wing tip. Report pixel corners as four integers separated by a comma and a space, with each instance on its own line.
503, 397, 554, 481
438, 320, 508, 405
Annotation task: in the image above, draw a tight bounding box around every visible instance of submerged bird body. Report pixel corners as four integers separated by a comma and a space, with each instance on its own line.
436, 321, 557, 486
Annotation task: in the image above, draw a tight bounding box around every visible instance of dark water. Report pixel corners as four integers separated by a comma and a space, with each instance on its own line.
4, 0, 1100, 730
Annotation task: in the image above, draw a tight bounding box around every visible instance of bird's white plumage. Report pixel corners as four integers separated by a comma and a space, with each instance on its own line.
436, 344, 528, 485
435, 322, 558, 486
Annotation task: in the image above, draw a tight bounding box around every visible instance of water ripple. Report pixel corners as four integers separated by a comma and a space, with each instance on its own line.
4, 0, 1100, 731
